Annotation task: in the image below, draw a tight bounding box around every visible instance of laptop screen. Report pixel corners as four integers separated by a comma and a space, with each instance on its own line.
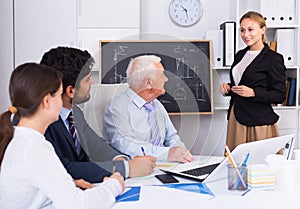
204, 134, 295, 182
161, 134, 295, 183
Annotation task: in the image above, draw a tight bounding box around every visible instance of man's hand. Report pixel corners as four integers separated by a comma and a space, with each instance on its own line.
168, 146, 194, 163
128, 156, 157, 177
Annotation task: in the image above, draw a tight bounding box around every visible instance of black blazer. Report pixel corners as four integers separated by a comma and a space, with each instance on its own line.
227, 43, 286, 126
44, 106, 127, 183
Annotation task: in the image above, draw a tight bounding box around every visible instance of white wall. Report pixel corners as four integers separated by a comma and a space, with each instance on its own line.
140, 0, 234, 155
141, 0, 234, 39
0, 0, 232, 155
0, 0, 14, 113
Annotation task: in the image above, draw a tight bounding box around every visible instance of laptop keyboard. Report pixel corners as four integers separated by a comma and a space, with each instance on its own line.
181, 163, 220, 177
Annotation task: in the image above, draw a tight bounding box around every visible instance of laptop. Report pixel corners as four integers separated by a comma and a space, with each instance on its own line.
161, 134, 295, 183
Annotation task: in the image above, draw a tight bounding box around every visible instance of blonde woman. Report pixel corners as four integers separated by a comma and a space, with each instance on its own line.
219, 11, 286, 151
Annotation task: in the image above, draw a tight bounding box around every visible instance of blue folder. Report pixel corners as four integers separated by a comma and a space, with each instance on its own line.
287, 77, 296, 106
116, 186, 141, 202
155, 183, 214, 196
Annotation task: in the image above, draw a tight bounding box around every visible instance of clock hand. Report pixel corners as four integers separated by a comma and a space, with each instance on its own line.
185, 10, 189, 19
180, 5, 189, 19
180, 5, 187, 12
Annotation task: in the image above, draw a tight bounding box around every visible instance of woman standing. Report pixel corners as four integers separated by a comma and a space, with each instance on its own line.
0, 63, 124, 209
219, 11, 286, 151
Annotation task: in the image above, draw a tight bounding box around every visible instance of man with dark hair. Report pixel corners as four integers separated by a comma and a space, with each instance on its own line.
41, 47, 156, 184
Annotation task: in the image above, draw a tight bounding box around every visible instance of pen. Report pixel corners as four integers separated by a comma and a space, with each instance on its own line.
141, 146, 146, 156
225, 152, 235, 167
225, 145, 237, 167
241, 152, 250, 167
111, 160, 116, 173
241, 189, 251, 196
225, 145, 247, 188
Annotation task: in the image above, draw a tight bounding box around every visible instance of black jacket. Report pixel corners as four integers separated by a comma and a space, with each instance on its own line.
44, 106, 126, 183
227, 43, 286, 126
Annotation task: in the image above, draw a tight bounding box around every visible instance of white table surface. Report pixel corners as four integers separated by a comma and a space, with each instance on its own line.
111, 156, 300, 209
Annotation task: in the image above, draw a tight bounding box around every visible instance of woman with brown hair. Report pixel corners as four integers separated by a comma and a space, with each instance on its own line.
0, 63, 124, 209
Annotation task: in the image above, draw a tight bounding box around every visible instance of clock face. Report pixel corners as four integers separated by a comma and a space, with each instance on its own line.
169, 0, 203, 27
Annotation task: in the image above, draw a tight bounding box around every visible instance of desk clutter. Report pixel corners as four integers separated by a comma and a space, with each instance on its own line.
116, 183, 214, 202
247, 164, 275, 190
246, 154, 300, 193
114, 151, 300, 209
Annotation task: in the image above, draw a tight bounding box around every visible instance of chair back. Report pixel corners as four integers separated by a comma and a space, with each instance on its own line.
83, 83, 129, 136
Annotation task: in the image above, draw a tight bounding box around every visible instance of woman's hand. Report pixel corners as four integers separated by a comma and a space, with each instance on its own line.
219, 83, 231, 95
231, 85, 255, 97
104, 172, 125, 192
74, 179, 95, 190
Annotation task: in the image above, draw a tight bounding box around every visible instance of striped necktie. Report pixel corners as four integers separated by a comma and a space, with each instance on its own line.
67, 112, 80, 154
144, 102, 162, 146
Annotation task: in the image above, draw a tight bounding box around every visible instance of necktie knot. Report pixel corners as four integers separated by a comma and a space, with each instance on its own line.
144, 102, 154, 112
67, 112, 75, 127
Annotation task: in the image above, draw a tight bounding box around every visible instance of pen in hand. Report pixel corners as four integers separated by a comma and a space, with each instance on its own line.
141, 146, 146, 156
111, 160, 116, 173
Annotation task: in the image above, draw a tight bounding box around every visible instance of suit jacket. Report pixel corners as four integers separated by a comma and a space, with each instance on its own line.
227, 43, 286, 126
44, 105, 127, 183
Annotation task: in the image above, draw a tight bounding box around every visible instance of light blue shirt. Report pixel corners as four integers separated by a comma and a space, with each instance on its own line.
103, 88, 185, 161
60, 107, 72, 132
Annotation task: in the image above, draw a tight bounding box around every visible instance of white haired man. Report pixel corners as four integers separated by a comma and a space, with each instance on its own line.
103, 55, 194, 163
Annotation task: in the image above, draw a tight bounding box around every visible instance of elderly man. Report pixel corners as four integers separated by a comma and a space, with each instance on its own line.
103, 55, 194, 163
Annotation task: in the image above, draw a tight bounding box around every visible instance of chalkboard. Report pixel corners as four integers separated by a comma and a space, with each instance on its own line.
99, 40, 213, 114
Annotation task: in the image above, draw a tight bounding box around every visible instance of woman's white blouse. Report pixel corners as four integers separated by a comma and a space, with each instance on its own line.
232, 50, 261, 85
0, 126, 122, 209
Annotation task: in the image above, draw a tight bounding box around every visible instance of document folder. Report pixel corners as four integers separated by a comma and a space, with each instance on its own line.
116, 186, 140, 202
260, 0, 277, 26
156, 183, 214, 196
287, 77, 296, 106
275, 29, 295, 66
205, 30, 223, 67
284, 0, 296, 25
220, 21, 236, 66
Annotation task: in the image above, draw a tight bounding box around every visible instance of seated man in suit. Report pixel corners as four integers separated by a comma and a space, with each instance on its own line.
40, 47, 156, 184
103, 55, 194, 162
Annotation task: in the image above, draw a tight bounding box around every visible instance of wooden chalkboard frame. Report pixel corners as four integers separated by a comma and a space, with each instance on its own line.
99, 40, 213, 115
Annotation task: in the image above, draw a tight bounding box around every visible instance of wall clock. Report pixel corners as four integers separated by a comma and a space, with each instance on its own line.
169, 0, 203, 27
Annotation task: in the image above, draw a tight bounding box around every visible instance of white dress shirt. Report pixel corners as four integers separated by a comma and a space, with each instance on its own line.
103, 88, 185, 161
0, 126, 122, 209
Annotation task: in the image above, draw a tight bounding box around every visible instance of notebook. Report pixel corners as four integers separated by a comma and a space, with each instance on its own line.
161, 134, 295, 183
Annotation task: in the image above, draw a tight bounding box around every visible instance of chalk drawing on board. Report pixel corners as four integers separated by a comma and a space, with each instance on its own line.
99, 40, 213, 114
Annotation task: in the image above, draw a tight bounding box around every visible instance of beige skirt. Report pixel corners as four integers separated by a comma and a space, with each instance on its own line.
226, 106, 279, 151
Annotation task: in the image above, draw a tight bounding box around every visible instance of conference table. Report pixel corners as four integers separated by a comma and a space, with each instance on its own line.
111, 156, 300, 209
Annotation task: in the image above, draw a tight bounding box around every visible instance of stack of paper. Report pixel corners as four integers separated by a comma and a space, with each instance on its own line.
247, 164, 275, 189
